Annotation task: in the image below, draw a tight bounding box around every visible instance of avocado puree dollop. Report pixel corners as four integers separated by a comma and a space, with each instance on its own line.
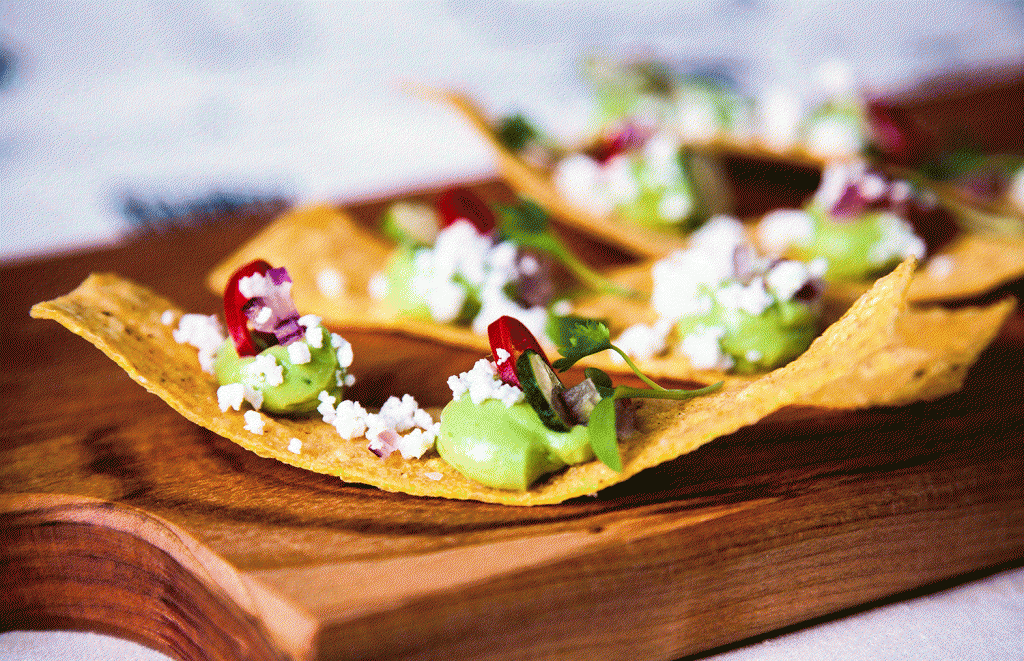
214, 326, 341, 415
437, 394, 594, 491
675, 286, 817, 373
794, 207, 918, 282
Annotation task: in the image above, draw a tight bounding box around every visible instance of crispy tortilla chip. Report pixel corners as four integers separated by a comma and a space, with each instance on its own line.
34, 261, 913, 505
425, 86, 1024, 304
206, 203, 493, 353
415, 86, 691, 259
210, 203, 1009, 409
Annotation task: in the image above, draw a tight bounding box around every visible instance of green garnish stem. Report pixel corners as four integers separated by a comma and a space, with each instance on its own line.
610, 346, 666, 390
543, 239, 642, 300
613, 381, 723, 401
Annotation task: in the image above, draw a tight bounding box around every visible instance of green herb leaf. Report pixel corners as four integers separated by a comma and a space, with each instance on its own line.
588, 396, 622, 471
584, 367, 613, 389
497, 201, 642, 299
551, 318, 613, 371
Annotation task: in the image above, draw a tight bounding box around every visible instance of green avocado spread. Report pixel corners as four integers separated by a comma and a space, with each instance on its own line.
794, 208, 912, 282
214, 326, 341, 415
675, 284, 818, 374
436, 394, 594, 491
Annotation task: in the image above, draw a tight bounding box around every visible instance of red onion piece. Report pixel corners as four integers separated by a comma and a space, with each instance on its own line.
224, 259, 304, 356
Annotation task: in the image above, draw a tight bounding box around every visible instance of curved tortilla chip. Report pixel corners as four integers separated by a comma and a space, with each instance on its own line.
34, 261, 913, 505
209, 202, 1008, 409
424, 86, 1024, 304
414, 85, 691, 259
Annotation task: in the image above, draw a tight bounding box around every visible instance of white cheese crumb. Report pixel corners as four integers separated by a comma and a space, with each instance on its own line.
335, 338, 354, 368
172, 313, 225, 374
246, 353, 284, 386
757, 208, 815, 254
217, 383, 245, 412
332, 400, 369, 439
243, 410, 265, 434
494, 347, 511, 365
244, 385, 263, 411
765, 260, 814, 302
160, 310, 175, 325
926, 254, 955, 280
287, 341, 312, 365
680, 325, 733, 370
424, 471, 444, 481
287, 438, 302, 454
448, 358, 524, 406
254, 305, 273, 325
316, 268, 345, 298
613, 320, 673, 362
304, 326, 324, 348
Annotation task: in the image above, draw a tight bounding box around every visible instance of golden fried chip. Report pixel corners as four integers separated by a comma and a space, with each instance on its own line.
210, 202, 1010, 410
426, 86, 1024, 304
34, 260, 915, 505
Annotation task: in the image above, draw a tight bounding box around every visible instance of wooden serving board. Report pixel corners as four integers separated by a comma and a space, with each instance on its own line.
3, 178, 1024, 661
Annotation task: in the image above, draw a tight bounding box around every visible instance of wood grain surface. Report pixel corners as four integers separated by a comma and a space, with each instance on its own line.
3, 70, 1024, 661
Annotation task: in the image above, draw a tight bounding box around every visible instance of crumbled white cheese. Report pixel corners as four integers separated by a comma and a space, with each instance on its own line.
254, 305, 273, 325
448, 358, 524, 406
804, 115, 863, 159
680, 325, 733, 370
612, 319, 674, 363
217, 383, 245, 412
288, 438, 302, 454
160, 310, 175, 325
424, 471, 444, 481
869, 213, 926, 265
716, 278, 773, 315
244, 385, 263, 411
330, 399, 369, 439
245, 353, 284, 386
757, 209, 815, 254
287, 341, 311, 365
553, 153, 615, 217
926, 254, 955, 280
494, 347, 511, 366
316, 268, 345, 298
334, 337, 353, 368
765, 259, 815, 302
243, 410, 265, 434
172, 313, 225, 374
304, 326, 323, 348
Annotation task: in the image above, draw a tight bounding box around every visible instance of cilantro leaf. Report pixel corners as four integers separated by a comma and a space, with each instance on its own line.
551, 317, 612, 371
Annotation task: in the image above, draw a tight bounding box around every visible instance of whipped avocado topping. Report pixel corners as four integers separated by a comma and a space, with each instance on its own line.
757, 161, 926, 282
614, 215, 824, 372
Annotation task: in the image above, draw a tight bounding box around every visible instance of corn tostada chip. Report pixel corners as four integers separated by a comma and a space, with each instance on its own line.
424, 87, 1024, 305
208, 201, 1013, 411
34, 258, 925, 505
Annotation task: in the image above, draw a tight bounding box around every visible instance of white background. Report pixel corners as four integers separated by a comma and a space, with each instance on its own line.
2, 1, 1023, 659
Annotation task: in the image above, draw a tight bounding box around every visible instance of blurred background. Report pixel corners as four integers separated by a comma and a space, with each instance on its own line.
1, 0, 1023, 263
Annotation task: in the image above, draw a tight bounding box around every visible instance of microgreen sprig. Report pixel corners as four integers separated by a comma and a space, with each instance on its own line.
550, 316, 722, 471
496, 200, 642, 300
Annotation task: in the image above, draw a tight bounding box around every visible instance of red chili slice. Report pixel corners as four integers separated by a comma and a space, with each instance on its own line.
437, 186, 496, 235
487, 315, 549, 387
224, 258, 272, 357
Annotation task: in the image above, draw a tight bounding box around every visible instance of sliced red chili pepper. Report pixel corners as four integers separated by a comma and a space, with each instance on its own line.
487, 315, 549, 387
224, 258, 272, 357
437, 186, 496, 235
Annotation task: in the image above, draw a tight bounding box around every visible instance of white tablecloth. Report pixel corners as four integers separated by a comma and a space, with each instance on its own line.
2, 2, 1022, 659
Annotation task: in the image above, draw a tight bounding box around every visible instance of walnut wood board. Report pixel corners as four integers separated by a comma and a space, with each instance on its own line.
3, 184, 1024, 661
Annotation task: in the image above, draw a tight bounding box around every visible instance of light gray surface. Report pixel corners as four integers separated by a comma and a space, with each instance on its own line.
2, 2, 1022, 659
